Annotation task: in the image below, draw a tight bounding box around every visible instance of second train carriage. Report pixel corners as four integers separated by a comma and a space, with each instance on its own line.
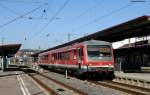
38, 40, 114, 78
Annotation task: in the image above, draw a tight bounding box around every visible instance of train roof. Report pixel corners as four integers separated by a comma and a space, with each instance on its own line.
83, 40, 111, 46
33, 15, 150, 56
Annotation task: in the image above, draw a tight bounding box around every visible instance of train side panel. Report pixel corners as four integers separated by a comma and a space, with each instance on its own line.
38, 40, 114, 76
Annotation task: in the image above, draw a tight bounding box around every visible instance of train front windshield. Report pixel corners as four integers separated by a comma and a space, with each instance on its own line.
87, 45, 112, 61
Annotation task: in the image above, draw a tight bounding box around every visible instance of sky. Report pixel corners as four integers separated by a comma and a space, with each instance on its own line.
0, 0, 150, 50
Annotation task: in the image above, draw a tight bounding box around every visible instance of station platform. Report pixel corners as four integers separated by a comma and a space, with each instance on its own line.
0, 71, 23, 95
0, 66, 46, 95
113, 71, 150, 89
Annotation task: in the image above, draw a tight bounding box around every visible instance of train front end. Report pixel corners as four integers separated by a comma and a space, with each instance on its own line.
81, 40, 114, 79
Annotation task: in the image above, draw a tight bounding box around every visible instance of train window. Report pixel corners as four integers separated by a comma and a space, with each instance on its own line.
73, 50, 76, 60
56, 53, 58, 60
59, 53, 60, 60
64, 51, 70, 60
40, 54, 48, 61
45, 55, 48, 60
61, 52, 65, 60
60, 52, 63, 60
87, 45, 111, 60
57, 53, 59, 60
54, 53, 57, 59
51, 54, 54, 60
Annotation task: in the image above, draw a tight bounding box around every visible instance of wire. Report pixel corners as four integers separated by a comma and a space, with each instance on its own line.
40, 0, 70, 31
0, 0, 47, 4
69, 0, 105, 24
30, 0, 70, 41
0, 3, 48, 28
0, 3, 20, 15
130, 0, 147, 2
71, 2, 133, 32
0, 3, 48, 20
69, 0, 149, 34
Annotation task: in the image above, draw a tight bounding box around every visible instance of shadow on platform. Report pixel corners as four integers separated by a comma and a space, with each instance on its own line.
0, 73, 19, 77
0, 64, 29, 72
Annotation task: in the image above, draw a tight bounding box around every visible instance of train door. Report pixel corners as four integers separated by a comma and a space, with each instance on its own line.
78, 48, 83, 69
72, 49, 77, 65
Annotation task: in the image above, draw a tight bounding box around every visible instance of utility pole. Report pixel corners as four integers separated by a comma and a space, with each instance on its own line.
1, 37, 5, 71
67, 32, 71, 42
1, 37, 4, 45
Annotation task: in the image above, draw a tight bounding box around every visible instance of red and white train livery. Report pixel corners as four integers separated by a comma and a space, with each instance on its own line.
38, 40, 114, 76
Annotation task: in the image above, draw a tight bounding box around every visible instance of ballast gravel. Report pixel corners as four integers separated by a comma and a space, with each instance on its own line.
43, 71, 131, 95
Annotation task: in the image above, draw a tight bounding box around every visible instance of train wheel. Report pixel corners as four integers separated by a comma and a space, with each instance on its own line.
97, 72, 104, 81
106, 71, 115, 80
92, 73, 96, 79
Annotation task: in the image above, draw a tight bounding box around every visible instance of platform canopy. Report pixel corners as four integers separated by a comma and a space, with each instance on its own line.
35, 15, 150, 54
0, 44, 21, 57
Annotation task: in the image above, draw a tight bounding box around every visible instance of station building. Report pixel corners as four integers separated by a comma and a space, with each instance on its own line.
14, 49, 41, 64
114, 39, 150, 72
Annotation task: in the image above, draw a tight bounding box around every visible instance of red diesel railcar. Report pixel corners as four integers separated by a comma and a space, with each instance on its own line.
38, 40, 114, 78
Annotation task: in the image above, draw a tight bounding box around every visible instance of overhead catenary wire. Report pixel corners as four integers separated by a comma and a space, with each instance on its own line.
30, 0, 70, 41
0, 3, 48, 20
0, 0, 47, 4
0, 3, 20, 15
43, 0, 105, 43
30, 1, 133, 48
68, 0, 105, 24
40, 0, 70, 32
130, 0, 147, 2
0, 3, 48, 28
70, 2, 133, 33
32, 0, 147, 49
70, 0, 148, 34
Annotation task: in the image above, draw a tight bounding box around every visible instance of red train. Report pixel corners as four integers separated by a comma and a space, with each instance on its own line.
38, 40, 114, 78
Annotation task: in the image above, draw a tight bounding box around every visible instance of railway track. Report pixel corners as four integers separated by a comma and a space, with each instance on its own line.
19, 65, 150, 95
40, 67, 150, 95
21, 68, 88, 95
89, 80, 150, 95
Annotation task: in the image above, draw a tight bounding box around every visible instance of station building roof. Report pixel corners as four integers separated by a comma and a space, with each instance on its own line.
0, 44, 21, 57
34, 15, 150, 55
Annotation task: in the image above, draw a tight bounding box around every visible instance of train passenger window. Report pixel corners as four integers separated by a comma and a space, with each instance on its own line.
62, 52, 65, 60
60, 52, 63, 60
54, 54, 56, 59
58, 53, 61, 60
73, 50, 76, 60
64, 51, 70, 60
45, 55, 48, 60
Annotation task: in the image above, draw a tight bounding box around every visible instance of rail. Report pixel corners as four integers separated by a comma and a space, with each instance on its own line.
21, 68, 88, 95
89, 80, 150, 95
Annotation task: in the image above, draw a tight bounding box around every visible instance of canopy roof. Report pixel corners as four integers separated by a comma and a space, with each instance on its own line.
0, 44, 21, 57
